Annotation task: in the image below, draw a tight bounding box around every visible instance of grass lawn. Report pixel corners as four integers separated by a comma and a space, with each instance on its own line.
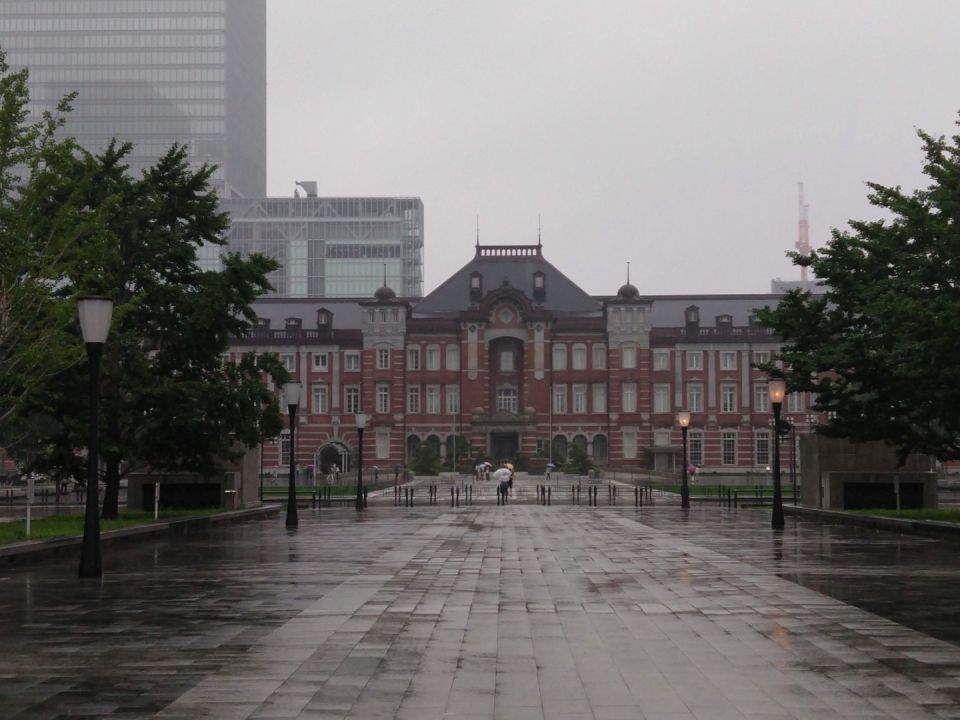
856, 508, 960, 523
0, 509, 222, 546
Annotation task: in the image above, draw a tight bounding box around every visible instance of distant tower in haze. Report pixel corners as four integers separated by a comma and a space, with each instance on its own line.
796, 182, 812, 281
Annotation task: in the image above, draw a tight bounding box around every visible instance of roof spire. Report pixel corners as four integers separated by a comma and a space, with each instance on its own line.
476, 215, 480, 247
626, 261, 630, 284
383, 263, 387, 287
538, 213, 542, 247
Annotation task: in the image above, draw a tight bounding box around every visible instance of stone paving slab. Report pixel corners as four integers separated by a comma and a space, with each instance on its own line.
0, 504, 958, 719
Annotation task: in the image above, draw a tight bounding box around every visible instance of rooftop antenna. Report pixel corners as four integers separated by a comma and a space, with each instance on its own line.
475, 215, 480, 248
796, 182, 811, 281
626, 261, 631, 284
538, 213, 542, 248
382, 263, 387, 287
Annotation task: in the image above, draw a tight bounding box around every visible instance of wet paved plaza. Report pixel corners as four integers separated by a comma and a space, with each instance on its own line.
1, 494, 959, 719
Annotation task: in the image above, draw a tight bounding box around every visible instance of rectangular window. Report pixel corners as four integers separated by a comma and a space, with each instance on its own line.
592, 345, 607, 370
377, 383, 390, 414
426, 346, 441, 370
426, 385, 441, 414
686, 351, 703, 370
592, 383, 607, 413
500, 350, 514, 372
753, 350, 771, 366
720, 351, 737, 370
344, 352, 360, 371
754, 384, 770, 413
446, 345, 460, 370
553, 344, 567, 370
446, 385, 460, 414
653, 350, 670, 371
280, 431, 291, 466
376, 428, 390, 460
552, 385, 567, 414
722, 432, 737, 465
653, 384, 670, 413
622, 382, 637, 413
312, 384, 328, 414
497, 387, 518, 413
755, 431, 770, 466
345, 385, 360, 414
280, 353, 296, 372
622, 429, 638, 459
720, 383, 737, 413
621, 345, 636, 369
377, 348, 390, 370
788, 392, 804, 414
572, 345, 587, 370
689, 431, 704, 466
312, 352, 328, 371
407, 347, 420, 370
654, 429, 671, 447
407, 385, 421, 413
572, 384, 587, 413
687, 383, 703, 413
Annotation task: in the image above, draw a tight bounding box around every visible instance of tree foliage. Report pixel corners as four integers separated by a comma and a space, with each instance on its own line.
0, 52, 91, 430
757, 116, 960, 462
0, 57, 286, 514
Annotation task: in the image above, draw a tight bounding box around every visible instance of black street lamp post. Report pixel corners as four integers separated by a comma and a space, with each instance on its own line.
677, 410, 691, 509
77, 296, 113, 579
355, 413, 368, 510
283, 382, 301, 528
768, 379, 787, 529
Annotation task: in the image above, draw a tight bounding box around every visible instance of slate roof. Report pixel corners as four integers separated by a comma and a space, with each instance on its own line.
412, 245, 603, 318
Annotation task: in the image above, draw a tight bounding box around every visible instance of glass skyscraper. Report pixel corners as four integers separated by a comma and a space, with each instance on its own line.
0, 0, 266, 197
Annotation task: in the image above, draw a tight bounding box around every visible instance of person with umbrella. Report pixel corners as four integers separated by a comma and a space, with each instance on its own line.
493, 463, 511, 504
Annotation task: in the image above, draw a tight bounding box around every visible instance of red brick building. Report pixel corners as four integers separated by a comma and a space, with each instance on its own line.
232, 243, 817, 477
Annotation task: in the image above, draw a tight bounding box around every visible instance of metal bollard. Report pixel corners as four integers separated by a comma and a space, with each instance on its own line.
312, 491, 317, 509
593, 486, 598, 506
635, 486, 639, 507
456, 487, 460, 507
451, 487, 455, 507
547, 486, 551, 505
612, 485, 617, 505
363, 488, 368, 509
576, 484, 580, 504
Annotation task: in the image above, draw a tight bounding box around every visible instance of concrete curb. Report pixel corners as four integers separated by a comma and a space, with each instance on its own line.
0, 504, 282, 566
785, 504, 960, 542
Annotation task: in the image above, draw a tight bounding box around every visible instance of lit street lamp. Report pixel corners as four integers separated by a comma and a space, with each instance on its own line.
77, 296, 113, 579
355, 413, 368, 510
677, 410, 691, 509
768, 379, 787, 529
283, 382, 301, 528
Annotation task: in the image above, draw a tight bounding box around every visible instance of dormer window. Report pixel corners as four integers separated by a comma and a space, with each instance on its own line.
284, 317, 302, 331
470, 272, 483, 301
533, 271, 545, 299
685, 305, 700, 324
256, 317, 270, 329
717, 314, 733, 333
317, 308, 332, 327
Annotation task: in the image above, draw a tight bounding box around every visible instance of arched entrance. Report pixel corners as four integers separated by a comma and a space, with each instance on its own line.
315, 441, 351, 481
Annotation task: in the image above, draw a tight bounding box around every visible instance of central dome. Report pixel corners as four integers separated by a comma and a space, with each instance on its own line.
617, 282, 639, 299
374, 284, 397, 301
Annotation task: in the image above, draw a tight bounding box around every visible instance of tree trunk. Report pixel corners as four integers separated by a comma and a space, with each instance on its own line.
101, 455, 121, 519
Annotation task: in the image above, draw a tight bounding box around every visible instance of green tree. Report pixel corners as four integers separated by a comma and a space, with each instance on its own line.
565, 444, 593, 475
757, 115, 960, 462
409, 444, 443, 476
5, 128, 287, 516
0, 53, 93, 430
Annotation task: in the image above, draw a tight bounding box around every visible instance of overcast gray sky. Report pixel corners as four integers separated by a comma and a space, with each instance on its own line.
265, 0, 960, 296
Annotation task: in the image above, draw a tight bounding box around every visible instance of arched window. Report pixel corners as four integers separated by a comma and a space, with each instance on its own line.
573, 434, 588, 451
406, 435, 421, 459
426, 434, 441, 455
552, 435, 568, 463
593, 434, 608, 463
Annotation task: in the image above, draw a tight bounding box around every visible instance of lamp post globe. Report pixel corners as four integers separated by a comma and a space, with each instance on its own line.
77, 296, 113, 579
355, 413, 368, 510
676, 411, 691, 510
767, 379, 787, 530
282, 382, 301, 528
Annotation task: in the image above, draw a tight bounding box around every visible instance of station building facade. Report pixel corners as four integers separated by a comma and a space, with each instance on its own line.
231, 243, 817, 477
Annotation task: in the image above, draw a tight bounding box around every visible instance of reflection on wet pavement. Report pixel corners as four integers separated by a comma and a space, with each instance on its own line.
0, 503, 957, 719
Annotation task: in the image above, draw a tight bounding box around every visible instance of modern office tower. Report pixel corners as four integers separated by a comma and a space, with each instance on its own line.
0, 0, 266, 198
215, 195, 425, 298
